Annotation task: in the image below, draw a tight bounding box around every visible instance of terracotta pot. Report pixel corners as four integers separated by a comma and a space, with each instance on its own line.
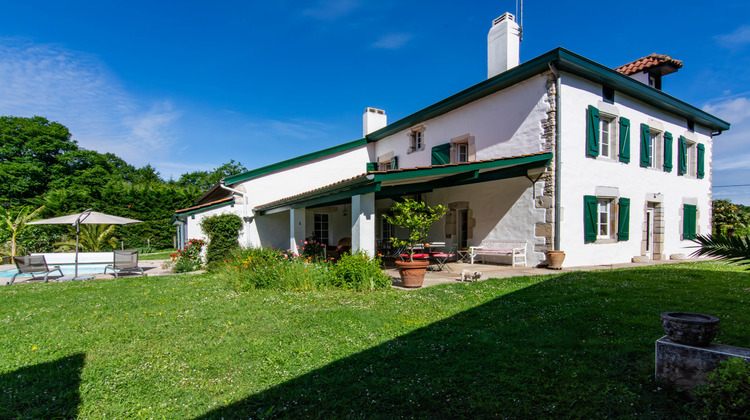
545, 250, 565, 270
395, 260, 430, 288
661, 312, 720, 346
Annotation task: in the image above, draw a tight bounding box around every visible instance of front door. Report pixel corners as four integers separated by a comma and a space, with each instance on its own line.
645, 208, 654, 259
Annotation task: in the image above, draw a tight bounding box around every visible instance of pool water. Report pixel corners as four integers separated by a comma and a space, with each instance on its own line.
0, 264, 109, 278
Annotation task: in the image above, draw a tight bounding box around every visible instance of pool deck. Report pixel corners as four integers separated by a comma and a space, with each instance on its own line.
0, 260, 176, 285
1, 257, 712, 287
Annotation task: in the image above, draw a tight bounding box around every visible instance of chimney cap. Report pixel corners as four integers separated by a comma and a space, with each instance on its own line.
492, 12, 515, 26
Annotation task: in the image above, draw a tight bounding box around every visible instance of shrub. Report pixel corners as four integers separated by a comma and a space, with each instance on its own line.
332, 252, 391, 291
164, 238, 205, 273
221, 247, 331, 292
300, 240, 326, 262
691, 357, 750, 417
201, 214, 243, 268
220, 248, 391, 292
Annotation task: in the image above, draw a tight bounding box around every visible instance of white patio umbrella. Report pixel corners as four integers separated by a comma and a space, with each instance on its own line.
27, 209, 142, 279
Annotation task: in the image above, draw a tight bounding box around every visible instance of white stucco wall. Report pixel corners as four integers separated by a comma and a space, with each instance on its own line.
558, 72, 713, 267
373, 76, 550, 167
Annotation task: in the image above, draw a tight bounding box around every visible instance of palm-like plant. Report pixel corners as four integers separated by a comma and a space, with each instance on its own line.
691, 234, 750, 269
0, 205, 45, 257
56, 224, 118, 252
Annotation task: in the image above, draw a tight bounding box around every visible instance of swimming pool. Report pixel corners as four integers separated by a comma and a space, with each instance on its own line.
0, 264, 109, 278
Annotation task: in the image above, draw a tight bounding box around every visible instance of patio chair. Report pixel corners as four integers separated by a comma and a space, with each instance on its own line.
9, 255, 64, 285
431, 243, 458, 271
104, 250, 144, 278
327, 237, 351, 260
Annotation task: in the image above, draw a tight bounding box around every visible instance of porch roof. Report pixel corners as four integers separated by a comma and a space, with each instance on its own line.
253, 152, 553, 215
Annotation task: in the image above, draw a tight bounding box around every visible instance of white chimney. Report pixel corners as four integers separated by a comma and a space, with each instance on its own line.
363, 107, 387, 136
487, 12, 521, 78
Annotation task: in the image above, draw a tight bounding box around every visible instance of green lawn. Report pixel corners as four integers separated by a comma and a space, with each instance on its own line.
139, 250, 174, 260
1, 262, 748, 418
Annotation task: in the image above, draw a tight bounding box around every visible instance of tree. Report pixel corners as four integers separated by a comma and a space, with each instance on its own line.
712, 199, 749, 236
176, 160, 247, 190
383, 199, 446, 262
0, 205, 45, 257
0, 116, 76, 206
56, 224, 118, 252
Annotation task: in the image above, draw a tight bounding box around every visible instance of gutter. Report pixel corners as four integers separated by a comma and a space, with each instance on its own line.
219, 180, 250, 220
549, 62, 562, 251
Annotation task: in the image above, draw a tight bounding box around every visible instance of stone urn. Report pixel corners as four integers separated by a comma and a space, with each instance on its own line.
395, 260, 430, 288
661, 312, 720, 346
545, 250, 565, 270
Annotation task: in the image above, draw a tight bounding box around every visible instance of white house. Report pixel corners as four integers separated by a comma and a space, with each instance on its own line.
173, 12, 729, 268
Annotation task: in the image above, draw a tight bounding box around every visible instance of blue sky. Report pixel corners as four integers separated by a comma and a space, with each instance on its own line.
1, 1, 749, 203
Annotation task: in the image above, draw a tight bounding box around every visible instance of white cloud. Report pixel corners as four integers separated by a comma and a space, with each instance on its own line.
0, 37, 182, 170
371, 33, 413, 50
714, 25, 750, 49
302, 0, 361, 20
703, 96, 750, 125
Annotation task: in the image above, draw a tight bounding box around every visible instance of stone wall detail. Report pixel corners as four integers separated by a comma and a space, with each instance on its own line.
535, 74, 557, 254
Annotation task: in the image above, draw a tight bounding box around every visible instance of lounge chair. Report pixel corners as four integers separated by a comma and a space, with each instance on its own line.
9, 255, 64, 285
104, 250, 144, 278
327, 237, 351, 260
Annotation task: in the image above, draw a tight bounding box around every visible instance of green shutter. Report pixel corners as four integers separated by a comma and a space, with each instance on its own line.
618, 117, 630, 163
366, 162, 377, 172
697, 143, 705, 178
640, 123, 650, 167
683, 204, 697, 240
663, 132, 673, 172
390, 156, 398, 170
678, 136, 687, 175
617, 198, 630, 241
584, 195, 598, 243
431, 143, 451, 165
586, 105, 600, 157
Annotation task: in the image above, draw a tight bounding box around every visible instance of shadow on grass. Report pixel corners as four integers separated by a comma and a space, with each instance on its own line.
0, 353, 85, 418
194, 267, 747, 419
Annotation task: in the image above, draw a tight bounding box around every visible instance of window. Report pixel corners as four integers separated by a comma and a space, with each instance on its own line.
602, 86, 615, 104
600, 115, 616, 159
378, 161, 392, 171
687, 120, 695, 133
313, 214, 329, 245
409, 127, 425, 153
455, 142, 469, 163
687, 141, 697, 177
597, 199, 613, 239
381, 216, 394, 242
649, 130, 663, 170
584, 195, 630, 243
586, 105, 627, 162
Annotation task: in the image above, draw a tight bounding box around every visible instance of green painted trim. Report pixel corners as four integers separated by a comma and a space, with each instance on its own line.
553, 49, 729, 131
290, 183, 381, 210
253, 177, 372, 212
224, 138, 368, 185
373, 153, 552, 183
366, 48, 728, 142
174, 199, 235, 218
254, 153, 551, 213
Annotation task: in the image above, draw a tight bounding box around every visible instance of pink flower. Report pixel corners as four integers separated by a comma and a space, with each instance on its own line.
304, 241, 308, 245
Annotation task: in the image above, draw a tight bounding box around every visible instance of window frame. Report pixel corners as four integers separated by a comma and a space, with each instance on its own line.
408, 126, 425, 153
686, 140, 697, 178
648, 129, 663, 170
598, 114, 618, 160
313, 213, 329, 246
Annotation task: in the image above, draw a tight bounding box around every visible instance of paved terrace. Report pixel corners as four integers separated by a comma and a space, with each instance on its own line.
2, 257, 710, 287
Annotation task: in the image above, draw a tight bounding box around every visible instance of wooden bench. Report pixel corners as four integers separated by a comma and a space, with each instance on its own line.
469, 240, 527, 267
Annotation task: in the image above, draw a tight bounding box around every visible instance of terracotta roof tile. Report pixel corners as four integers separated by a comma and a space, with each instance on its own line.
615, 54, 682, 76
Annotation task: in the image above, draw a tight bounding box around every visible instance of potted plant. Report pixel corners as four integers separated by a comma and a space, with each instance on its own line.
383, 199, 446, 288
545, 249, 565, 269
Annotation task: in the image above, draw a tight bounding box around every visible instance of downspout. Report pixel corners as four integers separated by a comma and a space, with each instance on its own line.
549, 62, 562, 251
